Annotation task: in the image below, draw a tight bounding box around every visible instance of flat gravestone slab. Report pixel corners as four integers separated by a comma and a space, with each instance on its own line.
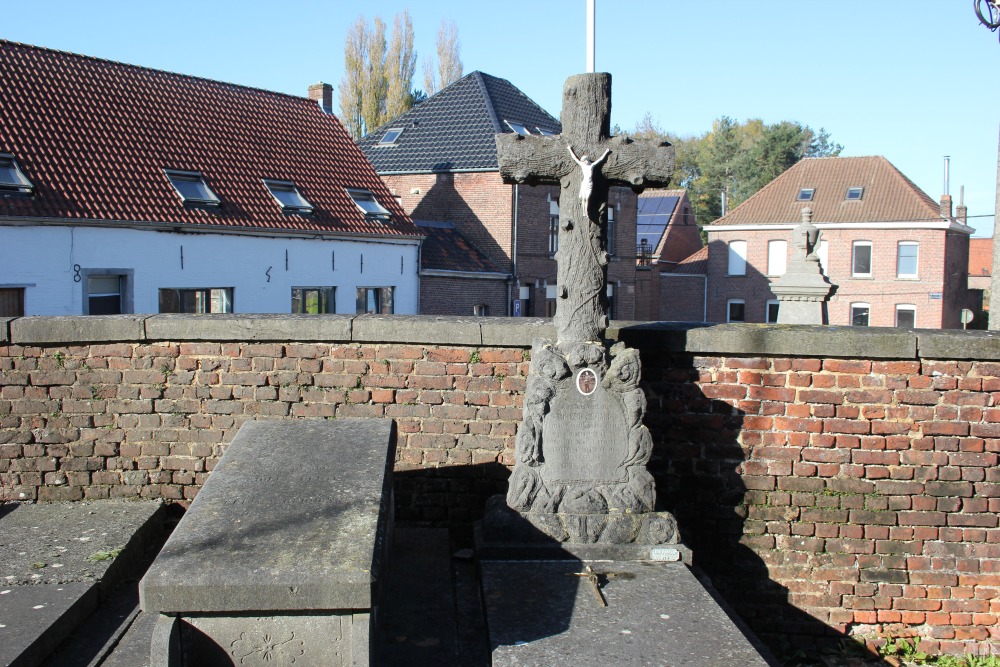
482, 560, 771, 667
0, 582, 96, 667
140, 419, 395, 613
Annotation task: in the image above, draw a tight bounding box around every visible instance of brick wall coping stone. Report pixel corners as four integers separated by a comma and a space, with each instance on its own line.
3, 314, 999, 360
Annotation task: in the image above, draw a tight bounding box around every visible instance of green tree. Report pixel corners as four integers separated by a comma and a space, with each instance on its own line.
385, 10, 417, 121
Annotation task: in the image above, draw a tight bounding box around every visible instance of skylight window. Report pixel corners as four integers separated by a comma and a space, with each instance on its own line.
346, 188, 392, 222
846, 187, 864, 200
264, 179, 313, 214
506, 121, 532, 136
797, 188, 815, 201
0, 154, 34, 195
536, 128, 556, 136
378, 128, 404, 145
165, 170, 220, 206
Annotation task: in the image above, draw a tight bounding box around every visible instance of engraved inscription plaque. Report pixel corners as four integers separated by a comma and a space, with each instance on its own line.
541, 381, 628, 483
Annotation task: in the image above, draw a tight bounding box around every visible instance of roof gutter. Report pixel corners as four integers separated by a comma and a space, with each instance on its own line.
703, 220, 975, 234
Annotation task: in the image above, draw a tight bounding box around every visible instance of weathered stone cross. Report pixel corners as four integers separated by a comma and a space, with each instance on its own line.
496, 72, 675, 342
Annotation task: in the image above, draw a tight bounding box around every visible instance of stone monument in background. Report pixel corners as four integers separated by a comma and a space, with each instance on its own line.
481, 72, 684, 558
771, 207, 834, 325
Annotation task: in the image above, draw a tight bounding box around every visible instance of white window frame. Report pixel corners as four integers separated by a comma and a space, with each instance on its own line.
81, 269, 133, 315
505, 121, 531, 136
727, 298, 746, 323
767, 240, 787, 276
896, 241, 919, 279
895, 304, 916, 329
264, 179, 313, 214
548, 198, 560, 256
766, 299, 780, 324
606, 205, 617, 256
846, 187, 864, 200
164, 169, 220, 207
728, 240, 747, 276
850, 302, 871, 327
377, 128, 404, 145
473, 304, 488, 317
852, 241, 873, 278
797, 188, 815, 201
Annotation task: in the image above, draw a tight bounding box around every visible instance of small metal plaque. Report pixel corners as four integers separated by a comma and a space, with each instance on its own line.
649, 547, 681, 562
576, 368, 597, 396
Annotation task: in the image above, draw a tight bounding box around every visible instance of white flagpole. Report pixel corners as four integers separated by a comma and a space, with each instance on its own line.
586, 0, 596, 73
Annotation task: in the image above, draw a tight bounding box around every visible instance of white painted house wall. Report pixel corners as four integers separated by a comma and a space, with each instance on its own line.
0, 225, 420, 315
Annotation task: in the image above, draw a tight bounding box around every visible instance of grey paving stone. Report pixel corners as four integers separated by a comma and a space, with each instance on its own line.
10, 315, 147, 344
0, 582, 97, 667
482, 560, 773, 667
352, 314, 483, 344
144, 313, 353, 342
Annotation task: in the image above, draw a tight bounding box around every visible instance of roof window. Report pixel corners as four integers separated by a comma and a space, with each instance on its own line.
346, 188, 392, 222
506, 121, 532, 136
536, 128, 556, 136
264, 179, 313, 214
845, 187, 864, 200
0, 154, 34, 195
378, 128, 404, 145
797, 188, 815, 201
165, 170, 220, 207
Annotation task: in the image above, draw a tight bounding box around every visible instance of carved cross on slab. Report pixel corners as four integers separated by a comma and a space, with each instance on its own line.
496, 72, 675, 343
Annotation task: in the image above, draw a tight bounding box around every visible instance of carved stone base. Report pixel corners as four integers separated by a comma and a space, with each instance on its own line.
477, 495, 690, 563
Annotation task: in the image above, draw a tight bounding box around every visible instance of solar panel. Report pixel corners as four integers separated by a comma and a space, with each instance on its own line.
636, 195, 679, 251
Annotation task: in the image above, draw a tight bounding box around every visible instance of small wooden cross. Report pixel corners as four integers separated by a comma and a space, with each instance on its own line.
496, 73, 674, 343
567, 564, 607, 607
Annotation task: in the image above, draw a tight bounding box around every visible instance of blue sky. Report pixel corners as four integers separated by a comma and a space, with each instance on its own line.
5, 1, 998, 236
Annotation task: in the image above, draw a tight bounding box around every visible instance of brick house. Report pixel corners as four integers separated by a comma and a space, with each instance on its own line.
968, 237, 992, 320
634, 189, 704, 320
358, 71, 639, 319
699, 156, 973, 328
0, 41, 422, 317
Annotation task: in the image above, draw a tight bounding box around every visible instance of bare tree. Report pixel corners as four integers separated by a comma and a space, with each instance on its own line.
385, 10, 417, 121
338, 16, 368, 140
423, 19, 463, 96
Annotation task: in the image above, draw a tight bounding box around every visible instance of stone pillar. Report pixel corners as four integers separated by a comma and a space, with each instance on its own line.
771, 207, 834, 325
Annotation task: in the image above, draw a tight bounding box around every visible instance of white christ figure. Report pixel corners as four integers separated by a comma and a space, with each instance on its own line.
567, 145, 611, 218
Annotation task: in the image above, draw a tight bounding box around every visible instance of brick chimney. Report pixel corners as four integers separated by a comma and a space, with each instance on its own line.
940, 194, 953, 219
957, 185, 968, 224
308, 82, 333, 114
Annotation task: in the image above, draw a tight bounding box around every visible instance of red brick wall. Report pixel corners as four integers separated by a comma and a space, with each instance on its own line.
707, 228, 969, 328
1, 322, 998, 656
658, 273, 706, 321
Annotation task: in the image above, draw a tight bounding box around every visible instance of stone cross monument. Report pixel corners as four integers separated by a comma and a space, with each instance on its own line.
486, 73, 682, 553
771, 207, 834, 325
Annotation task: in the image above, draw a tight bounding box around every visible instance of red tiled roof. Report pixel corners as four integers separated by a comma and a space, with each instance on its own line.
665, 246, 707, 275
710, 156, 943, 226
970, 238, 993, 277
0, 40, 421, 238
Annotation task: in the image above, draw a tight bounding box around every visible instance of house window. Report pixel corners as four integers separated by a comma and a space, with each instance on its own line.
606, 283, 615, 320
506, 121, 531, 136
897, 242, 919, 279
545, 284, 558, 317
766, 299, 779, 324
727, 299, 745, 322
549, 199, 560, 256
159, 288, 233, 313
292, 287, 335, 314
846, 187, 864, 200
346, 188, 392, 222
536, 128, 556, 136
264, 180, 313, 214
85, 275, 125, 315
606, 206, 616, 256
851, 303, 870, 327
797, 188, 815, 201
356, 287, 394, 314
0, 288, 25, 316
165, 170, 220, 206
377, 128, 404, 145
473, 304, 488, 317
852, 241, 873, 278
0, 154, 34, 195
767, 240, 787, 276
896, 304, 916, 329
817, 239, 829, 273
728, 240, 747, 276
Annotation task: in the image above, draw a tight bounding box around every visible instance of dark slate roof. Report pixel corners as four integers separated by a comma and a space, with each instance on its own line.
0, 40, 421, 238
358, 71, 561, 173
415, 220, 503, 274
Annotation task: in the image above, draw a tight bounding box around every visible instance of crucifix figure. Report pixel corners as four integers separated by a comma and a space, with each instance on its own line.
496, 73, 675, 343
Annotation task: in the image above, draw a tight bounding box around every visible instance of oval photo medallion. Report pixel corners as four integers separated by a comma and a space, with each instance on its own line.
576, 368, 597, 396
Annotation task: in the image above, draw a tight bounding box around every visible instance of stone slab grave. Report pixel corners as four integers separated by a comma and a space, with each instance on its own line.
478, 72, 771, 665
139, 419, 395, 667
